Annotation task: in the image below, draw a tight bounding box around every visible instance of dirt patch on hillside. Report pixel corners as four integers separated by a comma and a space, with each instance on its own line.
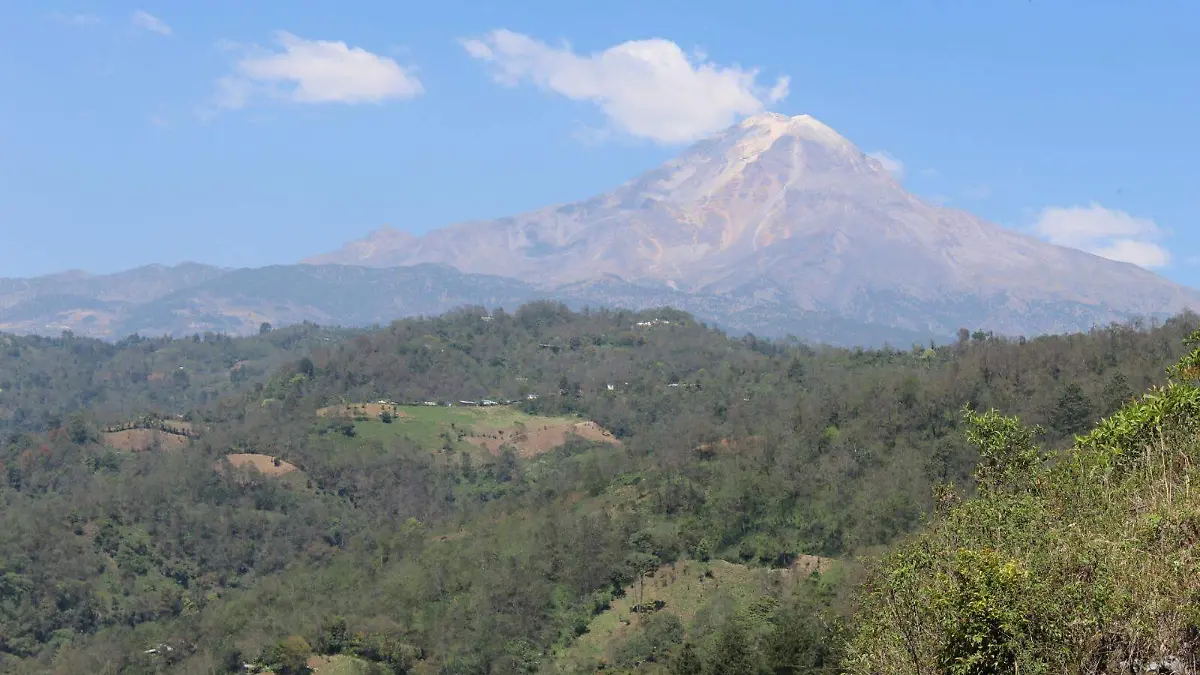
467, 420, 620, 458
787, 553, 835, 577
695, 435, 767, 458
317, 402, 408, 419
102, 429, 191, 452
220, 453, 297, 476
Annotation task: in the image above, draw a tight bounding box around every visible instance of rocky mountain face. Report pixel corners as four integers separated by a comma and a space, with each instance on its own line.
310, 113, 1200, 338
6, 113, 1197, 344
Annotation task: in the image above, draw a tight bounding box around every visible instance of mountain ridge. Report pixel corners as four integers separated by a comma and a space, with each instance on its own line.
4, 113, 1196, 344
306, 112, 1200, 335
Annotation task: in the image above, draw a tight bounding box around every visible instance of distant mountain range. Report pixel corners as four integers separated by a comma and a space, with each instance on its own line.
5, 113, 1197, 346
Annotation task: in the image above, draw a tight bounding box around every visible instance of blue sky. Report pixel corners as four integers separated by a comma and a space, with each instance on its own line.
1, 1, 1197, 285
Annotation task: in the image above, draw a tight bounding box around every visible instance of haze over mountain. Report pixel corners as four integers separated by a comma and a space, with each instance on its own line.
5, 114, 1196, 344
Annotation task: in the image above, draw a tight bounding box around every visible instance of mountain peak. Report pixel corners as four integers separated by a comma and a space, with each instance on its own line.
734, 112, 851, 149
304, 116, 1200, 341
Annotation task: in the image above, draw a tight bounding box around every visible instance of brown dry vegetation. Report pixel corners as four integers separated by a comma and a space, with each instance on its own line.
465, 420, 620, 458
102, 429, 191, 452
694, 435, 767, 458
220, 453, 298, 476
787, 553, 835, 577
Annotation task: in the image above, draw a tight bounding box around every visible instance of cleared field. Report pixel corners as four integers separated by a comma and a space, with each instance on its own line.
333, 404, 620, 459
220, 453, 297, 476
102, 428, 191, 452
466, 419, 620, 458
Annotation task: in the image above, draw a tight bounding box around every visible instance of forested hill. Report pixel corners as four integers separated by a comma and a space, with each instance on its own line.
0, 322, 355, 435
1, 303, 1197, 674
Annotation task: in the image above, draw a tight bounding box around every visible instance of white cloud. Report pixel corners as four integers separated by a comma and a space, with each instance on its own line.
461, 29, 790, 144
866, 150, 905, 180
131, 10, 171, 36
1033, 203, 1171, 269
214, 31, 423, 110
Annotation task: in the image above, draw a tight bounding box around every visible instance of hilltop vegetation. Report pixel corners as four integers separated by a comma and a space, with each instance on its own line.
0, 322, 354, 435
0, 302, 1197, 673
847, 331, 1200, 672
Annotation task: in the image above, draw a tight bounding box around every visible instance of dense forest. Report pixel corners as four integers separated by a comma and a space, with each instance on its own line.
1, 303, 1196, 674
0, 322, 354, 435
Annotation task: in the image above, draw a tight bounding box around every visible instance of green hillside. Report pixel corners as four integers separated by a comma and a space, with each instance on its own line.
847, 329, 1200, 673
1, 303, 1198, 674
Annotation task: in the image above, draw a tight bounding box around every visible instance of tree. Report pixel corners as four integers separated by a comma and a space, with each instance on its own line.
260, 322, 273, 335
1050, 382, 1093, 436
315, 615, 348, 654
1101, 371, 1134, 415
964, 406, 1044, 494
269, 635, 312, 675
67, 412, 92, 445
767, 598, 844, 674
787, 358, 806, 383
709, 618, 759, 675
672, 642, 703, 675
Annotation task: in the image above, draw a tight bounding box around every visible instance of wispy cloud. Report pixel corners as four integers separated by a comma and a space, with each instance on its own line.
131, 10, 172, 36
212, 31, 423, 112
1033, 203, 1171, 269
461, 29, 790, 144
866, 150, 905, 180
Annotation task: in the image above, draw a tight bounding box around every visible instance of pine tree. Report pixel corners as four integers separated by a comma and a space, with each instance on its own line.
1051, 382, 1093, 436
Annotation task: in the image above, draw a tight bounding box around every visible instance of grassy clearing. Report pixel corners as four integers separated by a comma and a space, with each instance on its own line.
316, 403, 407, 419
556, 558, 839, 671
325, 404, 606, 457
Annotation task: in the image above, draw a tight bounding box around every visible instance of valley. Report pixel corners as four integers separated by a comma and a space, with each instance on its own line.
3, 302, 1199, 672
5, 3, 1194, 670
